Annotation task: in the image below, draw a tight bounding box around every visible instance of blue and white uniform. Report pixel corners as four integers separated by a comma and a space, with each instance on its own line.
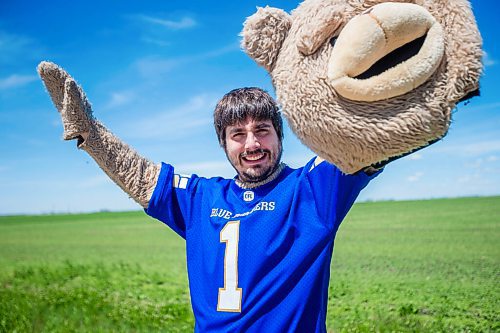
146, 157, 380, 332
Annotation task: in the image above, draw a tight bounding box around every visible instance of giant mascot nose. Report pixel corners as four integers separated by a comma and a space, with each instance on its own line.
327, 2, 445, 102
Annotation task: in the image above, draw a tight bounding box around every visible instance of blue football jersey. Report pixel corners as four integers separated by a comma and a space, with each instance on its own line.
146, 157, 380, 332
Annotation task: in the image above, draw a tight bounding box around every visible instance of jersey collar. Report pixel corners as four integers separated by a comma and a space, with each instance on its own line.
234, 163, 286, 189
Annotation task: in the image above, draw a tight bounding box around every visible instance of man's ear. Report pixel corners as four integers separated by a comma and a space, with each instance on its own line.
241, 6, 291, 72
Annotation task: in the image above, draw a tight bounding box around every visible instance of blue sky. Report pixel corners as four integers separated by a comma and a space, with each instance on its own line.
0, 0, 498, 215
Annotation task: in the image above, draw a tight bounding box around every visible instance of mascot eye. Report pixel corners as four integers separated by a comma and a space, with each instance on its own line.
329, 36, 338, 47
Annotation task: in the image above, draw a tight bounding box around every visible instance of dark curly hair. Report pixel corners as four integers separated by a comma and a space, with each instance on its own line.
214, 87, 283, 147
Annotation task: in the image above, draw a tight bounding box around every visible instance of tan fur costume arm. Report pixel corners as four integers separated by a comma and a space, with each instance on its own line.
38, 61, 160, 208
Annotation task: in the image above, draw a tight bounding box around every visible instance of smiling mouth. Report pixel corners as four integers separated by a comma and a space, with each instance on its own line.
241, 149, 268, 163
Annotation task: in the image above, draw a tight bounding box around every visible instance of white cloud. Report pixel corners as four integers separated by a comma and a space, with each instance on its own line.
404, 152, 423, 160
126, 14, 198, 48
456, 176, 471, 185
105, 91, 136, 109
0, 74, 38, 90
285, 153, 316, 168
0, 31, 35, 64
133, 15, 196, 30
141, 37, 170, 47
463, 155, 500, 172
135, 57, 179, 76
433, 140, 500, 156
134, 43, 239, 77
77, 175, 112, 189
465, 158, 484, 169
483, 51, 496, 67
175, 160, 235, 178
460, 140, 500, 155
407, 171, 424, 182
123, 93, 218, 139
457, 173, 476, 184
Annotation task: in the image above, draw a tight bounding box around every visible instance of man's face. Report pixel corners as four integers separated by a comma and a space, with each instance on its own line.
224, 118, 282, 183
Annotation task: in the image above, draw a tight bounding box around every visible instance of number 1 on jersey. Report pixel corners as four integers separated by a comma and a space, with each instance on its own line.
217, 221, 243, 312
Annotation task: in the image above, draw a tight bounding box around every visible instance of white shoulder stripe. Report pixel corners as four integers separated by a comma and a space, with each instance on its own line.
309, 156, 325, 172
173, 174, 191, 189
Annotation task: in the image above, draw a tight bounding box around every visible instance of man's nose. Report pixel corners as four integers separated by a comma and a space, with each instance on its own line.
245, 132, 261, 151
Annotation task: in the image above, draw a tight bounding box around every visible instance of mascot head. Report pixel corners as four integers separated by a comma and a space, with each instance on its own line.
241, 0, 482, 173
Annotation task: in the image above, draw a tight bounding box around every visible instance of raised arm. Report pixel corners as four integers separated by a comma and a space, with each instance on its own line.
37, 61, 160, 208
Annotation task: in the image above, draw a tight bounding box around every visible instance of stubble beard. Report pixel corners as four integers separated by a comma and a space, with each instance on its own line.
227, 145, 283, 183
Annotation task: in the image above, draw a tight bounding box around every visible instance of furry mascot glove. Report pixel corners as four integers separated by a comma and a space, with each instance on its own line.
38, 61, 160, 208
242, 0, 482, 174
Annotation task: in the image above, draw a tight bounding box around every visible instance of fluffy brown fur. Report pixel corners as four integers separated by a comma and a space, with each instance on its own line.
37, 62, 160, 208
242, 0, 482, 173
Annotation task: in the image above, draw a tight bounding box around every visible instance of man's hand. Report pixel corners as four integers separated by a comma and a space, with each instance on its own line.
37, 61, 93, 145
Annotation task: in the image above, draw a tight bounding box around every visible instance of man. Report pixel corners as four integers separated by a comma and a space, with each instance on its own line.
38, 63, 380, 332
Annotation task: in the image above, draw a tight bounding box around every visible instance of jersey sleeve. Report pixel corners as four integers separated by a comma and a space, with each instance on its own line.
305, 157, 381, 232
144, 162, 197, 239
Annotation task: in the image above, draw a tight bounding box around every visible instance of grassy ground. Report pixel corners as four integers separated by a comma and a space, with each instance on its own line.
0, 197, 498, 332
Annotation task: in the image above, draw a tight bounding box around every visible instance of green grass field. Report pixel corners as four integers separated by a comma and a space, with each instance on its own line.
1, 196, 498, 332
